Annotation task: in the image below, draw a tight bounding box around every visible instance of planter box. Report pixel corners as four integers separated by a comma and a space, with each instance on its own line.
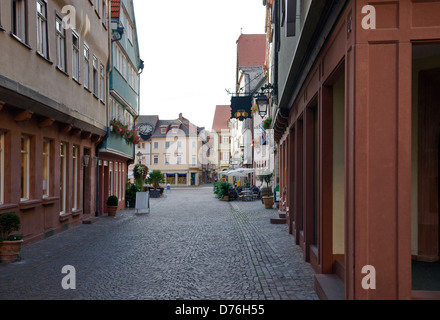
0, 240, 23, 263
150, 189, 161, 198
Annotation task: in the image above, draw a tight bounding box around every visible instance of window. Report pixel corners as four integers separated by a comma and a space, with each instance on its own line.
102, 0, 107, 27
165, 141, 170, 149
223, 136, 229, 144
114, 161, 119, 201
164, 154, 170, 165
21, 136, 30, 201
94, 0, 99, 15
176, 141, 182, 149
223, 152, 229, 161
0, 132, 4, 205
122, 165, 125, 201
36, 0, 48, 58
83, 43, 90, 89
153, 155, 159, 165
192, 155, 197, 167
176, 154, 182, 165
42, 139, 50, 197
12, 0, 27, 43
153, 142, 158, 149
60, 143, 66, 214
55, 15, 66, 71
100, 63, 105, 102
93, 56, 98, 96
72, 146, 79, 210
109, 162, 113, 196
72, 31, 80, 81
192, 141, 196, 149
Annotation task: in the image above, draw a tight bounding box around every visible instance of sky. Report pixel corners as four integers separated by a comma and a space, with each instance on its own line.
132, 0, 267, 131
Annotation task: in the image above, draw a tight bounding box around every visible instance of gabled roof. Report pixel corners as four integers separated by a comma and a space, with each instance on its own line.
212, 105, 231, 132
237, 34, 266, 68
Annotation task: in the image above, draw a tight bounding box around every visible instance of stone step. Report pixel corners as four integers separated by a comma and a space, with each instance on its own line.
270, 217, 286, 224
278, 211, 286, 219
314, 274, 345, 300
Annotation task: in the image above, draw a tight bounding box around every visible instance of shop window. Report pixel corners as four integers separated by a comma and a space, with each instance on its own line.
20, 135, 30, 201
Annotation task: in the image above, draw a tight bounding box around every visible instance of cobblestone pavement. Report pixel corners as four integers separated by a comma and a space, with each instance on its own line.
0, 186, 318, 300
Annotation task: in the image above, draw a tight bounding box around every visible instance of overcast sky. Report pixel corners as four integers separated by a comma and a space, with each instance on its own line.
133, 0, 267, 131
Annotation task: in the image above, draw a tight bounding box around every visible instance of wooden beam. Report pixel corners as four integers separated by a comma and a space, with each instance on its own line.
14, 109, 33, 122
38, 117, 55, 128
70, 128, 82, 136
60, 123, 73, 134
91, 134, 102, 144
81, 131, 92, 140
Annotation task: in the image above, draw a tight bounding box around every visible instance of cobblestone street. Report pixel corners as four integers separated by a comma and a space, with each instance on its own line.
0, 186, 318, 301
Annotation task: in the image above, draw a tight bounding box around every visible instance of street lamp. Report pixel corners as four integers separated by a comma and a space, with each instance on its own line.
254, 83, 276, 118
136, 151, 143, 164
255, 93, 269, 118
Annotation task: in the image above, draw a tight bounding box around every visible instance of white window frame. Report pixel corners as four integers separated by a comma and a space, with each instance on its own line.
36, 0, 48, 58
109, 161, 113, 196
13, 0, 27, 43
100, 63, 105, 102
83, 43, 90, 89
153, 155, 159, 165
42, 139, 50, 198
21, 135, 30, 201
93, 55, 98, 96
55, 14, 66, 71
72, 30, 80, 81
115, 161, 119, 201
60, 142, 67, 214
164, 154, 170, 165
73, 146, 79, 210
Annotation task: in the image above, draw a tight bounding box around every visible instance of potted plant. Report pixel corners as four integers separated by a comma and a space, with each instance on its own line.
0, 212, 24, 263
147, 170, 165, 198
125, 183, 139, 208
263, 117, 272, 130
258, 172, 274, 209
106, 195, 119, 216
218, 180, 230, 201
133, 163, 149, 190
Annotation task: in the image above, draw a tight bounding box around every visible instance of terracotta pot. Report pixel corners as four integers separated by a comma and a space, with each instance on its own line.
262, 196, 274, 209
221, 195, 229, 201
107, 206, 118, 217
0, 240, 24, 263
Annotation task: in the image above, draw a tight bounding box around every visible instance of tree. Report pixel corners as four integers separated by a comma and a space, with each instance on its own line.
147, 170, 165, 189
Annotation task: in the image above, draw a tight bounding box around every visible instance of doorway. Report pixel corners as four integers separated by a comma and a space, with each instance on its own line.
412, 43, 440, 291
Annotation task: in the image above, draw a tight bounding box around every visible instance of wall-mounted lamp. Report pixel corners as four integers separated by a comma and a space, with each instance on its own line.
137, 151, 143, 164
83, 154, 90, 167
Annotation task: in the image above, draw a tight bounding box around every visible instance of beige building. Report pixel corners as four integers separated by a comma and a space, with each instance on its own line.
0, 0, 110, 244
211, 105, 231, 178
136, 114, 207, 187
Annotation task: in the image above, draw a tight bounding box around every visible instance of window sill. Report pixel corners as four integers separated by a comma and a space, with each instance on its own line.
73, 77, 81, 86
0, 26, 5, 32
42, 196, 59, 206
72, 209, 82, 217
0, 204, 19, 212
10, 33, 31, 50
19, 199, 42, 211
56, 65, 70, 77
59, 212, 72, 222
36, 51, 53, 65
